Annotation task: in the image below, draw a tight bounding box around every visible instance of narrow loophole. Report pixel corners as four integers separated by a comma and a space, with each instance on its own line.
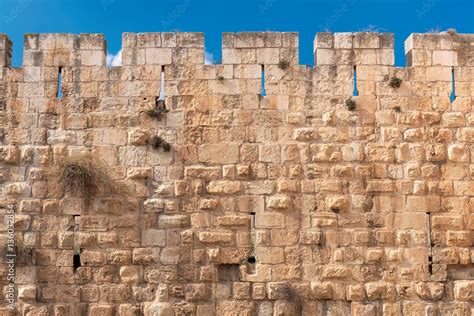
57, 67, 63, 99
450, 66, 456, 103
260, 65, 267, 97
247, 256, 256, 274
73, 251, 81, 272
427, 212, 433, 275
159, 65, 165, 101
247, 256, 256, 264
353, 65, 359, 96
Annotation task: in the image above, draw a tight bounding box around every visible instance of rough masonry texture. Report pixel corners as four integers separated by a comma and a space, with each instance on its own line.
1, 31, 474, 315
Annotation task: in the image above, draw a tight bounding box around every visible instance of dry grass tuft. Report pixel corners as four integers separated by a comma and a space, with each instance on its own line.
278, 59, 291, 71
49, 155, 114, 197
345, 98, 356, 111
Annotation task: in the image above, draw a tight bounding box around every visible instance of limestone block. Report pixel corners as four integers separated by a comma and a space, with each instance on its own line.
18, 285, 36, 301
80, 50, 105, 66
81, 251, 106, 266
119, 304, 141, 316
364, 282, 396, 301
267, 196, 292, 209
145, 48, 172, 64
119, 266, 141, 283
316, 49, 336, 65
293, 128, 318, 141
310, 282, 333, 300
143, 199, 164, 213
198, 144, 239, 164
216, 300, 255, 316
311, 144, 341, 162
222, 48, 241, 64
158, 215, 190, 229
431, 215, 464, 230
198, 230, 234, 244
446, 231, 471, 246
255, 247, 284, 264
141, 229, 166, 246
207, 181, 241, 194
432, 50, 458, 66
346, 284, 365, 301
144, 302, 174, 316
215, 215, 249, 226
259, 144, 280, 163
321, 265, 351, 279
256, 48, 280, 64
447, 144, 469, 162
132, 248, 160, 265
325, 195, 349, 212
454, 281, 474, 301
185, 166, 221, 180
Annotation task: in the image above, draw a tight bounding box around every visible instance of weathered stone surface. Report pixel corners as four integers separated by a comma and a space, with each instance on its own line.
3, 31, 474, 313
198, 144, 239, 164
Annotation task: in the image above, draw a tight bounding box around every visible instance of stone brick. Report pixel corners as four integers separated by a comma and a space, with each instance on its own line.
454, 281, 474, 301
4, 31, 474, 313
207, 181, 241, 194
267, 195, 292, 209
198, 144, 239, 164
141, 229, 166, 246
198, 230, 234, 244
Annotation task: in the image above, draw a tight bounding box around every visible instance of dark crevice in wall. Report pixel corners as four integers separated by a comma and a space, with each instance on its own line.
248, 211, 257, 273
427, 211, 433, 275
73, 250, 82, 272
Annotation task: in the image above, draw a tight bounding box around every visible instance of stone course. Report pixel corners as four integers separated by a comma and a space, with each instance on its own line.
1, 31, 474, 315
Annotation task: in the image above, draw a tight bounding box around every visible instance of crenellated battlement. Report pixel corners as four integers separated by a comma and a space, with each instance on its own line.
1, 31, 474, 69
314, 32, 394, 66
405, 33, 474, 66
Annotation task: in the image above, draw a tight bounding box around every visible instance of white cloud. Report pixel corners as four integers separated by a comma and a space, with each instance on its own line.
106, 49, 122, 67
204, 50, 214, 65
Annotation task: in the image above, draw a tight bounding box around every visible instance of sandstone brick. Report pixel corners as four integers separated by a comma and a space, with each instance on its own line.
267, 195, 292, 209
310, 282, 333, 299
207, 181, 241, 194
141, 229, 166, 246
198, 144, 239, 164
198, 230, 234, 244
454, 281, 474, 301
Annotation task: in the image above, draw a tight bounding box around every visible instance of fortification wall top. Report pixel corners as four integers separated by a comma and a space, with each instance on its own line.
1, 32, 474, 68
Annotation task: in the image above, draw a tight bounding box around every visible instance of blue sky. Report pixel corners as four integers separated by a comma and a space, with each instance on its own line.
0, 0, 473, 66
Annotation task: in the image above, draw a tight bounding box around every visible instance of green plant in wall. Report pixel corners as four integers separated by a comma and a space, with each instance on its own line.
278, 59, 291, 70
146, 98, 168, 120
151, 135, 172, 152
389, 76, 402, 89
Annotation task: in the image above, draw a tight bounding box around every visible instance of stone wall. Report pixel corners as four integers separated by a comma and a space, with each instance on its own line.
1, 31, 474, 315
